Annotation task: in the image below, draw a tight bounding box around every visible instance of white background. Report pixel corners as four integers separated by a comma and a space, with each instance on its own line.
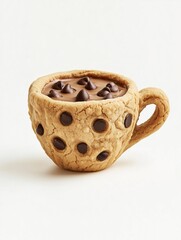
0, 0, 181, 239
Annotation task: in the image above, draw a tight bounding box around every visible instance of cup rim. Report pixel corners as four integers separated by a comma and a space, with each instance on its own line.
29, 70, 138, 106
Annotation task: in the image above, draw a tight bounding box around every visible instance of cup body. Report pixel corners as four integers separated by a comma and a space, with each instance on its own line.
28, 70, 139, 171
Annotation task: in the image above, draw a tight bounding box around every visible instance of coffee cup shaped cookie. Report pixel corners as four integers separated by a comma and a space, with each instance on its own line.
28, 70, 169, 172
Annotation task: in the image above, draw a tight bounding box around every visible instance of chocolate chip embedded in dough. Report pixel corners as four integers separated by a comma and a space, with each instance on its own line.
97, 87, 110, 97
36, 124, 44, 136
77, 142, 88, 154
97, 151, 109, 161
61, 84, 74, 93
52, 81, 64, 90
48, 89, 59, 98
76, 89, 90, 101
93, 119, 107, 132
77, 77, 90, 85
60, 112, 73, 126
52, 137, 66, 150
85, 81, 97, 90
124, 113, 132, 128
104, 93, 113, 99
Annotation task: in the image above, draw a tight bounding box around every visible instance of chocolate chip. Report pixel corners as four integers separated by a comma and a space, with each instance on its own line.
60, 112, 73, 126
48, 89, 59, 98
106, 82, 115, 88
106, 82, 118, 92
52, 81, 64, 90
124, 113, 132, 128
61, 84, 74, 93
36, 124, 44, 136
97, 151, 109, 161
77, 142, 88, 154
97, 87, 110, 97
93, 119, 107, 132
76, 89, 90, 101
110, 85, 119, 92
53, 137, 66, 150
104, 93, 113, 99
85, 81, 97, 90
77, 77, 90, 85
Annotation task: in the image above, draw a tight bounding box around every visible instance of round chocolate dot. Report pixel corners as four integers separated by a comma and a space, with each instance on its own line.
97, 151, 109, 161
53, 137, 66, 150
36, 124, 44, 136
60, 112, 73, 126
93, 119, 107, 132
77, 142, 88, 154
124, 113, 132, 128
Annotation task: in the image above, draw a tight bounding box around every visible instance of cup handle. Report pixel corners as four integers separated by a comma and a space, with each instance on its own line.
125, 87, 169, 151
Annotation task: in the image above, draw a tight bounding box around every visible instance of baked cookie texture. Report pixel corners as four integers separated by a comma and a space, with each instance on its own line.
28, 70, 169, 172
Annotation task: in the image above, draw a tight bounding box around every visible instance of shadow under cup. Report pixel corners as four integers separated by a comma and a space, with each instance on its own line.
28, 70, 169, 172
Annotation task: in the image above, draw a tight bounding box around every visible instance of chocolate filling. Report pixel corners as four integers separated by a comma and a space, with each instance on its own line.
42, 77, 127, 102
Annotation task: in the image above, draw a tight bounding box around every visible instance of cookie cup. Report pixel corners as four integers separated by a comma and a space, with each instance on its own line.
28, 70, 169, 172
